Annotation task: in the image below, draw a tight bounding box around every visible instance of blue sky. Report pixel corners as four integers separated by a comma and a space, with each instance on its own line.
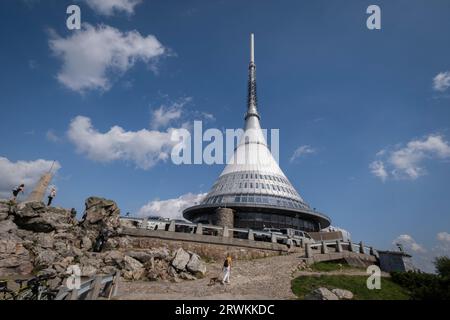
0, 0, 449, 271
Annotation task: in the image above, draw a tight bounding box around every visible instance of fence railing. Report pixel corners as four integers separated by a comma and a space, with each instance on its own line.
55, 272, 120, 300
306, 240, 377, 258
120, 218, 377, 257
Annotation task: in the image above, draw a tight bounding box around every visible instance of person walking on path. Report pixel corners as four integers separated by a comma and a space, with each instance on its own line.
222, 254, 232, 284
11, 184, 25, 201
47, 187, 57, 206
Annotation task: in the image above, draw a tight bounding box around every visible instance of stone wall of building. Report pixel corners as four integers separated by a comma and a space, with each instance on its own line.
117, 236, 282, 261
119, 228, 291, 261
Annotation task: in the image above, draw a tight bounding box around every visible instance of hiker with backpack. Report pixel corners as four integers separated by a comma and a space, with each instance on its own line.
11, 184, 25, 201
222, 254, 232, 284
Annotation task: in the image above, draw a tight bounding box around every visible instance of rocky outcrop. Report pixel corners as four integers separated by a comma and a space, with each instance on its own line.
0, 198, 207, 288
331, 288, 354, 300
304, 287, 339, 300
305, 287, 354, 300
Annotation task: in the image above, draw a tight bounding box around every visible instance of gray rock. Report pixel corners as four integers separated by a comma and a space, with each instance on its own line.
0, 219, 17, 234
126, 250, 153, 264
122, 255, 144, 280
83, 197, 120, 231
179, 272, 197, 280
171, 248, 190, 271
34, 248, 58, 267
81, 236, 92, 251
331, 288, 354, 300
186, 253, 206, 276
103, 250, 124, 266
304, 287, 339, 300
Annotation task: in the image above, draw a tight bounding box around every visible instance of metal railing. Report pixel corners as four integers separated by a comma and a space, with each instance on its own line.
55, 272, 120, 300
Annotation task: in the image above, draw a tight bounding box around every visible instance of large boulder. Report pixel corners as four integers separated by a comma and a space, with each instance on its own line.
186, 253, 206, 277
122, 255, 145, 280
0, 200, 12, 220
171, 248, 190, 271
83, 197, 120, 231
13, 202, 73, 233
0, 237, 33, 276
331, 288, 354, 300
304, 287, 339, 300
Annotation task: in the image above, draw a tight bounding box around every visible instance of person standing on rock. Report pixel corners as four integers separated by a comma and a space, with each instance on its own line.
11, 184, 25, 201
222, 254, 232, 284
47, 187, 57, 206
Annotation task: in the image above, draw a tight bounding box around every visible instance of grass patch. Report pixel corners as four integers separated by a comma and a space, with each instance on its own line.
292, 275, 410, 300
310, 261, 358, 272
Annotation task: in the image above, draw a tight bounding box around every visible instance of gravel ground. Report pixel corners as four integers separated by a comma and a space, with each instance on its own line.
115, 253, 305, 300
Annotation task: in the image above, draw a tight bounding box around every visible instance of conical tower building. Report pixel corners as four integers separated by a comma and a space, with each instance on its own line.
183, 34, 331, 232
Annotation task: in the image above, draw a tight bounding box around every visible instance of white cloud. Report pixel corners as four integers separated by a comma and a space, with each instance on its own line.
393, 234, 426, 254
46, 130, 62, 143
433, 71, 450, 92
49, 23, 166, 93
138, 193, 206, 220
150, 98, 192, 130
369, 160, 388, 182
392, 233, 450, 273
290, 145, 316, 163
0, 157, 61, 198
437, 232, 450, 243
371, 134, 450, 181
84, 0, 142, 16
67, 115, 181, 170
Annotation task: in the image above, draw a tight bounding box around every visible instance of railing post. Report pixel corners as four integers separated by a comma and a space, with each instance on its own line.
348, 241, 354, 252
359, 241, 365, 254
168, 220, 176, 232
248, 229, 254, 241
336, 240, 342, 253
87, 276, 102, 300
306, 243, 313, 258
222, 226, 229, 238
69, 286, 79, 300
195, 223, 203, 235
108, 271, 120, 299
271, 233, 277, 243
321, 241, 328, 254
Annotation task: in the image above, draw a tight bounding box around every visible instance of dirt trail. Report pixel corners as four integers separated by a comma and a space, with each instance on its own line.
116, 253, 306, 300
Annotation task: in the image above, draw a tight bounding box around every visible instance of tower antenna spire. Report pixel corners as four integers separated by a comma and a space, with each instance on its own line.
245, 33, 260, 123
250, 33, 255, 63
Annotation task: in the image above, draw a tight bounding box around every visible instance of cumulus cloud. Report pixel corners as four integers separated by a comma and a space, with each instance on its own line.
150, 98, 192, 130
84, 0, 142, 16
67, 116, 182, 170
369, 160, 388, 182
138, 193, 206, 220
370, 134, 450, 181
0, 157, 61, 198
437, 232, 450, 243
290, 145, 316, 163
49, 23, 166, 93
393, 234, 426, 254
392, 233, 450, 273
433, 71, 450, 92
